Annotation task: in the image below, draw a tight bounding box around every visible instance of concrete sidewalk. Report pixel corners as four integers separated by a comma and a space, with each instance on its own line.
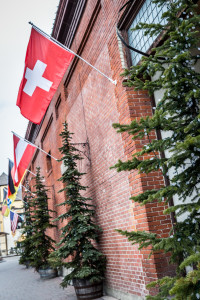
0, 256, 116, 300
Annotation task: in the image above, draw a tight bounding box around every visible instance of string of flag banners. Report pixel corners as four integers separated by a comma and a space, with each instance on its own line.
2, 21, 117, 225
2, 186, 23, 233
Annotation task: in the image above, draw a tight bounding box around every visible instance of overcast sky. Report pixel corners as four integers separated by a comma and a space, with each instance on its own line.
0, 0, 59, 175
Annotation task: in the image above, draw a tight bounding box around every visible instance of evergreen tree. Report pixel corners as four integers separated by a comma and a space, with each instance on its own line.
49, 122, 106, 288
18, 183, 35, 266
30, 167, 56, 271
113, 0, 200, 298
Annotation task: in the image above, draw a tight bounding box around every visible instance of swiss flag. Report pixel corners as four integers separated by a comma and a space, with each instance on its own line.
17, 28, 74, 124
12, 134, 36, 187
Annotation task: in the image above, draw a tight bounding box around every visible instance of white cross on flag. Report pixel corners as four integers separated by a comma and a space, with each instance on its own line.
17, 28, 74, 124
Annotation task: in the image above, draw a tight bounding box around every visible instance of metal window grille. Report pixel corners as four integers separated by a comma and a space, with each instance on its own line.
128, 0, 167, 65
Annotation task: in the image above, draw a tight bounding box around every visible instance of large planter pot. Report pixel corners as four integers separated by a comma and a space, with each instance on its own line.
38, 267, 58, 279
73, 279, 103, 300
25, 261, 31, 269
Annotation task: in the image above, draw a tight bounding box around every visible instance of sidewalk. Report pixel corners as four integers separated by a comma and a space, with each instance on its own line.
0, 256, 117, 300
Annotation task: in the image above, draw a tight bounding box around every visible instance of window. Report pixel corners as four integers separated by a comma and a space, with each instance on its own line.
16, 214, 24, 230
55, 95, 61, 119
46, 151, 52, 173
64, 88, 68, 100
118, 0, 167, 66
32, 148, 39, 171
128, 0, 167, 65
41, 114, 53, 149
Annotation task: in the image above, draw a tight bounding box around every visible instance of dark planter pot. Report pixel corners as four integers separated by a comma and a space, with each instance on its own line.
73, 279, 103, 300
38, 267, 58, 279
25, 261, 30, 269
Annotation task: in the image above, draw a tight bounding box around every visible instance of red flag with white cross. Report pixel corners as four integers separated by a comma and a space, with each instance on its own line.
16, 27, 74, 124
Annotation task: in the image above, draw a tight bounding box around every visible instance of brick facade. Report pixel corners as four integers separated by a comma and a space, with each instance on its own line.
24, 0, 174, 298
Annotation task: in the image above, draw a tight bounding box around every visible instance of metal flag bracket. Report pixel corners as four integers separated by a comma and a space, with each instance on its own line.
72, 141, 91, 162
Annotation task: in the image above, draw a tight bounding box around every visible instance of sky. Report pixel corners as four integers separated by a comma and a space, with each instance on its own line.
0, 0, 59, 175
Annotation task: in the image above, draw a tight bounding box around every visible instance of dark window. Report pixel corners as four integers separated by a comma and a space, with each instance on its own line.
55, 95, 61, 119
32, 149, 39, 171
16, 214, 24, 229
64, 88, 68, 101
46, 152, 52, 173
52, 0, 87, 47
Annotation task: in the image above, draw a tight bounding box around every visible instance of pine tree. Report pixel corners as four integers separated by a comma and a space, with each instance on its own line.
113, 0, 200, 298
30, 167, 56, 271
18, 183, 35, 266
49, 122, 106, 288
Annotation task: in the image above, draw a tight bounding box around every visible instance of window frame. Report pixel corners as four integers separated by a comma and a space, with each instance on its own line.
46, 151, 53, 174
117, 0, 165, 67
55, 94, 62, 119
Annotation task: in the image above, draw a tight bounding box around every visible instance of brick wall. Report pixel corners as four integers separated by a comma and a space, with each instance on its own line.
24, 0, 175, 298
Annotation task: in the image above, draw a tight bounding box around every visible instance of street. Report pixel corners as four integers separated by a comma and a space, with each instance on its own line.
0, 256, 114, 300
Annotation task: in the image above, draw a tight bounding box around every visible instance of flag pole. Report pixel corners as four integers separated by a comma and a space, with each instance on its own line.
25, 169, 36, 176
12, 131, 58, 161
29, 22, 117, 86
21, 184, 35, 196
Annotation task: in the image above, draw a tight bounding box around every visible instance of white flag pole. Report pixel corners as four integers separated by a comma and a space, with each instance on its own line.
25, 168, 36, 176
29, 22, 117, 86
21, 184, 35, 196
12, 131, 58, 161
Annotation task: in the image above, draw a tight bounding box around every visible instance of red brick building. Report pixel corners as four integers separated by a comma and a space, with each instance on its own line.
24, 1, 175, 298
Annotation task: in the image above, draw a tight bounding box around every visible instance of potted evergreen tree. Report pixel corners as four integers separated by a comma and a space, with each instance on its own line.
18, 184, 34, 268
49, 122, 106, 299
30, 167, 57, 279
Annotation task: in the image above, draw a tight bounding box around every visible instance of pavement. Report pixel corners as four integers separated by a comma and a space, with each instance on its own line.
0, 256, 116, 300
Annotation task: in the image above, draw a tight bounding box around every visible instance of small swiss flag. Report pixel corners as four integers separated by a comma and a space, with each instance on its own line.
17, 28, 74, 124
